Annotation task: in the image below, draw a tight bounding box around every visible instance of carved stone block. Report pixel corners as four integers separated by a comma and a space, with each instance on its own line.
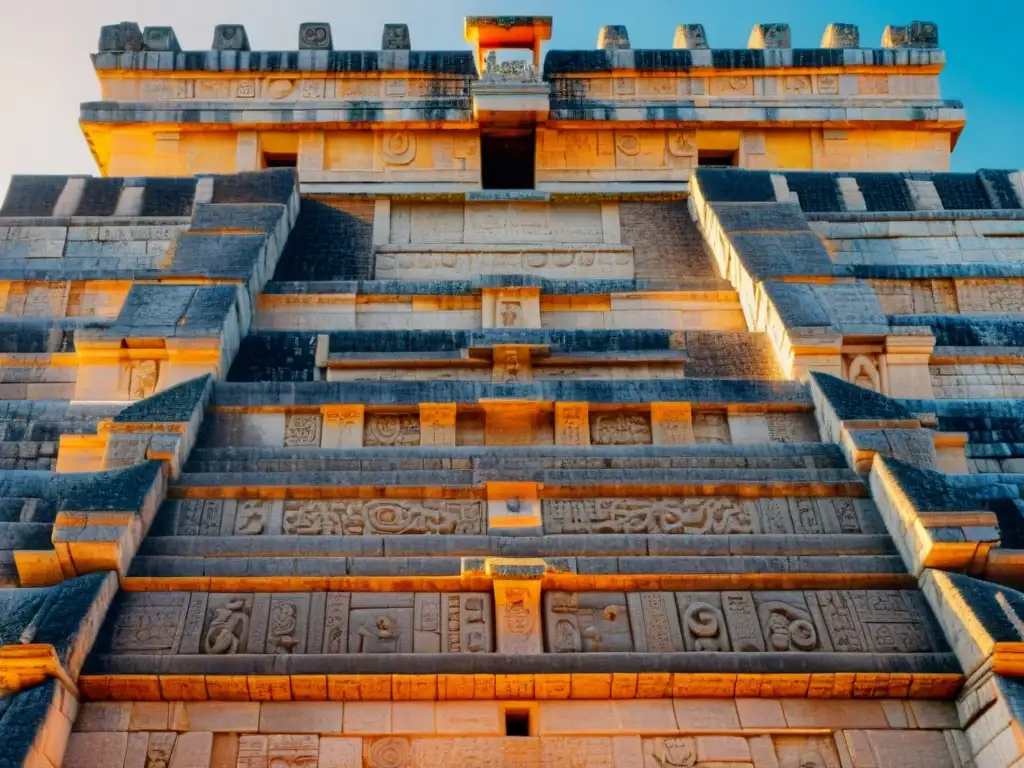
494, 580, 543, 655
322, 405, 365, 449
590, 412, 652, 446
692, 411, 731, 444
673, 24, 708, 49
382, 24, 411, 50
598, 25, 631, 50
268, 735, 318, 766
234, 500, 271, 536
442, 593, 494, 653
821, 23, 859, 48
107, 592, 189, 654
419, 403, 457, 446
212, 24, 250, 51
349, 595, 414, 654
299, 22, 333, 50
281, 499, 485, 536
650, 403, 694, 445
555, 402, 590, 447
143, 26, 181, 52
284, 414, 322, 447
545, 591, 633, 652
627, 592, 684, 652
722, 592, 765, 652
642, 737, 697, 768
544, 498, 753, 535
676, 593, 731, 652
201, 594, 256, 655
267, 593, 312, 654
774, 736, 842, 768
753, 592, 826, 653
364, 413, 420, 447
99, 22, 144, 52
748, 23, 791, 49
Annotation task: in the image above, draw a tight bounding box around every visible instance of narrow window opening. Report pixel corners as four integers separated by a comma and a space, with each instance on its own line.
481, 130, 535, 190
504, 710, 531, 737
698, 150, 738, 167
263, 152, 298, 168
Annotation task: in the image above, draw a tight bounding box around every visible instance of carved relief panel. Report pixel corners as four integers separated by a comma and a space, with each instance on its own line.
106, 593, 190, 654
590, 412, 653, 445
542, 591, 938, 656
280, 499, 485, 535
544, 592, 633, 652
843, 353, 885, 393
364, 413, 421, 447
544, 498, 755, 535
283, 414, 322, 447
691, 411, 732, 444
127, 359, 159, 400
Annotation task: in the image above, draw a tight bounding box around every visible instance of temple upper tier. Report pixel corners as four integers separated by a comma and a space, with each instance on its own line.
83, 18, 962, 190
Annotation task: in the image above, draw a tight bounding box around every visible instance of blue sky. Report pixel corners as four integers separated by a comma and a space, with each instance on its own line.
0, 0, 1021, 192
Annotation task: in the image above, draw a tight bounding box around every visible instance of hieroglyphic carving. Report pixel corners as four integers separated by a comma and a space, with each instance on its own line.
850, 591, 932, 652
675, 593, 731, 652
237, 80, 256, 98
364, 414, 420, 446
692, 412, 731, 444
234, 500, 270, 535
809, 591, 867, 652
667, 131, 696, 158
267, 594, 310, 654
642, 737, 697, 768
722, 592, 765, 652
202, 595, 253, 654
443, 593, 493, 653
545, 592, 633, 652
382, 132, 416, 165
323, 593, 351, 654
628, 592, 684, 652
349, 596, 414, 654
590, 413, 652, 445
128, 359, 158, 400
284, 414, 321, 447
556, 403, 589, 446
783, 75, 813, 94
544, 498, 754, 535
108, 593, 189, 653
755, 593, 821, 652
176, 500, 204, 536
281, 500, 484, 535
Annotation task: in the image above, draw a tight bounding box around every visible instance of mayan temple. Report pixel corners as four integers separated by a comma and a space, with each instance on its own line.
3, 11, 1024, 768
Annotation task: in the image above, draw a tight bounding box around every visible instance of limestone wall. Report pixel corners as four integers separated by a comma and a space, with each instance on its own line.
65, 698, 966, 768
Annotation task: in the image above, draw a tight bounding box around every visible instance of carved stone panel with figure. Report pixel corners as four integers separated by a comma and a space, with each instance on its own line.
348, 594, 414, 654
544, 591, 633, 652
266, 593, 311, 654
675, 592, 731, 652
754, 592, 828, 653
201, 594, 255, 655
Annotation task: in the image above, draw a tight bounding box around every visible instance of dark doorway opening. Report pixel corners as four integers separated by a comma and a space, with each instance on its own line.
697, 150, 738, 167
504, 710, 531, 737
482, 130, 536, 189
263, 152, 298, 168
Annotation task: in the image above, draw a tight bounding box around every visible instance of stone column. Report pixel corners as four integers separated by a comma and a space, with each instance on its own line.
419, 403, 457, 446
650, 402, 695, 445
320, 405, 364, 448
487, 558, 546, 655
554, 402, 590, 447
885, 333, 935, 399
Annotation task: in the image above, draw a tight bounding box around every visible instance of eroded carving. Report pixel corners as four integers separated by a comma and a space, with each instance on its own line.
281, 500, 484, 535
545, 592, 633, 652
692, 412, 731, 444
202, 595, 252, 655
284, 414, 321, 447
643, 737, 697, 768
364, 414, 420, 446
591, 413, 652, 445
128, 359, 158, 400
383, 132, 416, 165
545, 497, 753, 535
108, 593, 188, 653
